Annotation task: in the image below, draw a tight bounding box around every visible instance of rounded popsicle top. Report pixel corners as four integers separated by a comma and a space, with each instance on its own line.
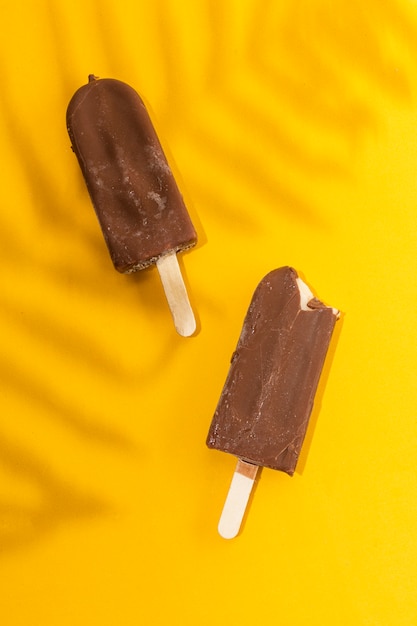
66, 76, 197, 273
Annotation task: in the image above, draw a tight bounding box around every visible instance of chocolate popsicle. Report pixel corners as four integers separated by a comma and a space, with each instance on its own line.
206, 266, 339, 538
66, 76, 197, 336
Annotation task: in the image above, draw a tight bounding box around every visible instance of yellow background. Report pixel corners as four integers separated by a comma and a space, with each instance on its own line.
1, 1, 417, 624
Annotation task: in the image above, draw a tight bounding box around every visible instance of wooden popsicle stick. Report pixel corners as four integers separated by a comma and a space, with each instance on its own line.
218, 459, 259, 539
156, 251, 196, 337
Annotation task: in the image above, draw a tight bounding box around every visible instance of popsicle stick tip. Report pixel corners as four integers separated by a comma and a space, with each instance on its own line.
156, 252, 196, 337
218, 520, 239, 540
176, 315, 196, 337
217, 461, 258, 539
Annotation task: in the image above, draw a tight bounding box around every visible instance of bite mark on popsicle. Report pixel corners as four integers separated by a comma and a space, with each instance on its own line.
66, 76, 197, 336
207, 267, 339, 538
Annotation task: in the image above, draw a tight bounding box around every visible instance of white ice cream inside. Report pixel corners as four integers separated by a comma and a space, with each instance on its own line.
296, 276, 339, 316
296, 277, 314, 311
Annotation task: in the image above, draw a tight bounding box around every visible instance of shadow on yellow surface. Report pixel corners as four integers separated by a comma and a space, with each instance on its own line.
0, 431, 108, 554
193, 0, 417, 228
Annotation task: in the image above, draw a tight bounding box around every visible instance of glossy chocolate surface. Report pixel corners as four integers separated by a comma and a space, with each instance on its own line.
66, 77, 197, 273
206, 267, 338, 475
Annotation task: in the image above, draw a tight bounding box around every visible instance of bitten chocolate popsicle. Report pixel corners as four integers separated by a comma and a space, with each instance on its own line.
66, 76, 197, 336
206, 266, 339, 538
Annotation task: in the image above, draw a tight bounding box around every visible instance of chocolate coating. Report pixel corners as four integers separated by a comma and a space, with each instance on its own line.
66, 77, 197, 273
206, 267, 338, 475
